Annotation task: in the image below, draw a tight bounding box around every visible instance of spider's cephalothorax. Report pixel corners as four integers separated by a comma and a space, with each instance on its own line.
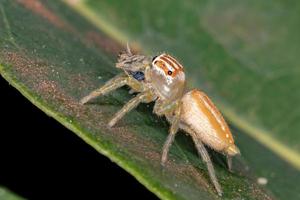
80, 46, 240, 196
149, 54, 185, 102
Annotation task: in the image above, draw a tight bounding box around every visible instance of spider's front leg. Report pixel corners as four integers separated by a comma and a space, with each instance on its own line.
154, 100, 182, 166
80, 73, 143, 105
108, 89, 156, 128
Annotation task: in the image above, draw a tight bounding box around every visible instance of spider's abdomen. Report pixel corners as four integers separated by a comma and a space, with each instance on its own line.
181, 89, 239, 156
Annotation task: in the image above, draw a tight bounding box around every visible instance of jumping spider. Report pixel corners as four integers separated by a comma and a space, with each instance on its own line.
80, 45, 240, 196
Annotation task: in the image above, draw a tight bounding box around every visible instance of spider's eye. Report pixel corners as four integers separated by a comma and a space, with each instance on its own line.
167, 71, 173, 75
152, 55, 158, 61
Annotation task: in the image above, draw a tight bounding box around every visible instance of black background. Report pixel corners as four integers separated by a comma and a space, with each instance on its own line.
0, 76, 158, 199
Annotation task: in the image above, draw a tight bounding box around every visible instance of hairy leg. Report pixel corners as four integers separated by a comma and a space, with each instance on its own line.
80, 73, 144, 104
153, 100, 179, 116
161, 132, 176, 166
227, 155, 233, 172
181, 124, 222, 196
108, 91, 155, 127
80, 74, 127, 104
192, 136, 222, 196
161, 103, 182, 165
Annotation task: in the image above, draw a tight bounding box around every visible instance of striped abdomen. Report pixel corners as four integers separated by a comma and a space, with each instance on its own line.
180, 89, 239, 156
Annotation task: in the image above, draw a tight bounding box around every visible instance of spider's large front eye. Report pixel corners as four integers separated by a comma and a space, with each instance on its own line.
167, 71, 173, 75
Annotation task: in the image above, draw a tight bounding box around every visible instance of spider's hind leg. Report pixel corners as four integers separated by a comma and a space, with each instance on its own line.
227, 155, 233, 172
181, 125, 222, 196
192, 135, 223, 196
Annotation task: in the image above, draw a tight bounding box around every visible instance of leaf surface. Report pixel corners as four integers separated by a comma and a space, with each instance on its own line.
0, 0, 298, 199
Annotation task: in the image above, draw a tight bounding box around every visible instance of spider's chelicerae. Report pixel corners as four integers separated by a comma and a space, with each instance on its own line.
80, 45, 240, 196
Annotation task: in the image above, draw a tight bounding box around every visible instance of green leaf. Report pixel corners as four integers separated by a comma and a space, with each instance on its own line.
66, 0, 300, 199
75, 0, 300, 168
0, 187, 25, 200
0, 0, 298, 199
